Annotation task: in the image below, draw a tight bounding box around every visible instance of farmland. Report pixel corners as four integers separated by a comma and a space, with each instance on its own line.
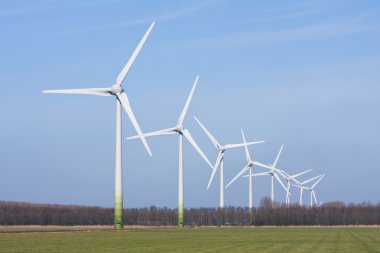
1, 226, 379, 253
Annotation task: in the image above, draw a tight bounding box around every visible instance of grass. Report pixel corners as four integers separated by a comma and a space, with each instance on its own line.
0, 226, 380, 253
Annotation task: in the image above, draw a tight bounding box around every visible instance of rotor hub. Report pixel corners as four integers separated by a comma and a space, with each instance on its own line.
111, 85, 124, 95
176, 125, 184, 132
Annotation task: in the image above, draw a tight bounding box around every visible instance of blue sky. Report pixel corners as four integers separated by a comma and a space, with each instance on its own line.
0, 0, 379, 208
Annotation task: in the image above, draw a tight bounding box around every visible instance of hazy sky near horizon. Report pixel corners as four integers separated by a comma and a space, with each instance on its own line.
0, 0, 380, 208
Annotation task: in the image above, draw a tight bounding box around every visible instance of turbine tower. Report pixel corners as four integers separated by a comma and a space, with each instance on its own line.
265, 145, 286, 205
127, 76, 213, 227
225, 129, 270, 224
43, 22, 155, 229
193, 116, 264, 225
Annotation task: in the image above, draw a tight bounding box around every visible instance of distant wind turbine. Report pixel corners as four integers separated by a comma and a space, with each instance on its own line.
265, 145, 287, 205
304, 174, 325, 206
279, 169, 312, 206
127, 76, 213, 228
193, 116, 264, 224
226, 129, 271, 222
242, 166, 289, 206
293, 175, 323, 206
43, 22, 156, 229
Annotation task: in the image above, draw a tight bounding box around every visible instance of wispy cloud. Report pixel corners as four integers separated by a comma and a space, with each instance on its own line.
255, 6, 331, 22
156, 1, 214, 22
178, 13, 379, 50
52, 18, 153, 36
0, 0, 129, 18
0, 0, 59, 17
255, 0, 317, 15
251, 0, 353, 21
53, 1, 215, 36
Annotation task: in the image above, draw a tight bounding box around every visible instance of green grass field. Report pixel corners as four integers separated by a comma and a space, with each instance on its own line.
1, 227, 379, 253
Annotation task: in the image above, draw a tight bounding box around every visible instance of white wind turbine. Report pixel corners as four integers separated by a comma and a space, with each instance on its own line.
225, 130, 271, 215
304, 174, 325, 206
242, 166, 290, 206
193, 116, 264, 214
127, 76, 213, 227
279, 169, 312, 206
264, 145, 288, 205
293, 174, 323, 206
43, 22, 155, 229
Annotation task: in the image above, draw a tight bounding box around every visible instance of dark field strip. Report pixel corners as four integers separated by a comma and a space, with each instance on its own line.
0, 227, 379, 253
0, 225, 177, 234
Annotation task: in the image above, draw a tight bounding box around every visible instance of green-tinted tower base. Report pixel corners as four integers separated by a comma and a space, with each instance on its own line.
178, 204, 184, 228
249, 208, 254, 225
219, 207, 225, 226
114, 196, 123, 229
114, 223, 123, 229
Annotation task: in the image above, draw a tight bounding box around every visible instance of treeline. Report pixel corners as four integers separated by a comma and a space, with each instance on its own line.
1, 198, 379, 226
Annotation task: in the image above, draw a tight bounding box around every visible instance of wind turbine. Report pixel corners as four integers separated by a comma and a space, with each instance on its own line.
304, 174, 325, 206
242, 167, 289, 206
293, 174, 323, 206
43, 22, 155, 229
193, 116, 264, 224
225, 129, 271, 222
279, 169, 312, 206
263, 145, 288, 205
127, 76, 213, 227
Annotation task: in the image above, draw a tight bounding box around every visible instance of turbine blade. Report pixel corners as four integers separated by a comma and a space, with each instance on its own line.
126, 127, 176, 140
224, 141, 265, 149
312, 191, 317, 204
274, 173, 289, 193
194, 116, 221, 149
242, 172, 270, 177
291, 169, 312, 179
311, 174, 325, 189
291, 177, 302, 185
42, 88, 112, 96
178, 76, 199, 125
302, 175, 322, 185
252, 161, 272, 170
206, 151, 224, 190
273, 168, 287, 179
115, 22, 155, 87
225, 164, 250, 188
282, 170, 291, 178
242, 173, 270, 177
240, 129, 251, 162
182, 128, 213, 169
117, 92, 152, 156
273, 144, 284, 167
252, 172, 271, 177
